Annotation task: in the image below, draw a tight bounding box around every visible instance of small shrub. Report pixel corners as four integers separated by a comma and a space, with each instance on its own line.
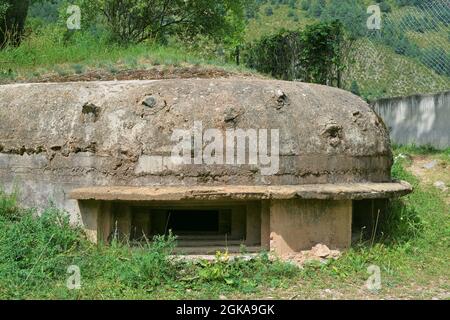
243, 20, 344, 85
117, 234, 178, 289
0, 189, 21, 221
71, 63, 84, 74
54, 66, 68, 77
0, 202, 84, 292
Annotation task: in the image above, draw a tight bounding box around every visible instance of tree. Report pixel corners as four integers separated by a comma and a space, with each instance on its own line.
0, 0, 30, 48
84, 0, 245, 44
243, 21, 345, 86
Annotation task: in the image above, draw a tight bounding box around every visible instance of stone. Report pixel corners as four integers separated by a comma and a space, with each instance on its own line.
310, 244, 332, 258
223, 106, 240, 123
280, 244, 342, 267
433, 181, 448, 191
329, 250, 341, 259
142, 96, 156, 108
423, 160, 438, 169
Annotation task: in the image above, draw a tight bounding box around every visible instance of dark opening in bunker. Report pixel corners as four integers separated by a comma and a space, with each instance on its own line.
351, 199, 388, 243
95, 201, 262, 253
168, 210, 220, 234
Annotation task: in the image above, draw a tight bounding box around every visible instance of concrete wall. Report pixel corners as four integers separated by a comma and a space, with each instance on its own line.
269, 199, 352, 252
372, 91, 450, 149
82, 198, 353, 254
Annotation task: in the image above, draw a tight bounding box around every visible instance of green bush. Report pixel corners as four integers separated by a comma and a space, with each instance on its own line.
243, 20, 345, 86
0, 197, 83, 293
28, 0, 63, 23
320, 0, 367, 39
350, 80, 360, 96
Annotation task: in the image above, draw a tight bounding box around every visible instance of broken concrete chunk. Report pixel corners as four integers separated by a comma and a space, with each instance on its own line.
310, 243, 332, 258
142, 96, 157, 108
280, 244, 342, 267
274, 89, 288, 109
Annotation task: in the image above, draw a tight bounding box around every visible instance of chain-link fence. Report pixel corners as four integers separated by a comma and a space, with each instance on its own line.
244, 0, 450, 101
334, 0, 450, 100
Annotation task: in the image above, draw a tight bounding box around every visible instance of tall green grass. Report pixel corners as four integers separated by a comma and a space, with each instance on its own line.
0, 190, 296, 299
0, 25, 251, 82
312, 151, 449, 285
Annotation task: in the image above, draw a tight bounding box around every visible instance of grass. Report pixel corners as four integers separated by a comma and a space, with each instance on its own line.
0, 26, 253, 84
0, 191, 297, 299
0, 146, 448, 299
393, 144, 450, 159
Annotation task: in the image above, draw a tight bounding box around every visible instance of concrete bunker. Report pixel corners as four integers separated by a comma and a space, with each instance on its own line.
72, 184, 410, 254
0, 79, 412, 255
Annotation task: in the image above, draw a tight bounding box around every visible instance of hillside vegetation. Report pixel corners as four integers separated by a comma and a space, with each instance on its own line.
0, 0, 448, 99
244, 0, 450, 99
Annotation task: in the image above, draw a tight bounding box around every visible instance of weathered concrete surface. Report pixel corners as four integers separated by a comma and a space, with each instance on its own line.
372, 91, 450, 149
0, 79, 394, 221
270, 199, 352, 252
70, 182, 412, 202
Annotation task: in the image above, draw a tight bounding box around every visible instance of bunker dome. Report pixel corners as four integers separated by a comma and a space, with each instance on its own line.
0, 79, 411, 254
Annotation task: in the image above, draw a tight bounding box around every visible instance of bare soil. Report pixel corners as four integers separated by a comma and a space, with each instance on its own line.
1, 65, 259, 85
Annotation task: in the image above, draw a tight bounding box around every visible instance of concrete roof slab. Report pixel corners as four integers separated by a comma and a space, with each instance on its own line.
70, 181, 412, 202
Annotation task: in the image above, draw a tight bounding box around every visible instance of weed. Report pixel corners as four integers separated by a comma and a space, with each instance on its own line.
71, 64, 85, 75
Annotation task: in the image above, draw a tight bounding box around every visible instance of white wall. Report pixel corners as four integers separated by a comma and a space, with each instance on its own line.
372, 91, 450, 149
